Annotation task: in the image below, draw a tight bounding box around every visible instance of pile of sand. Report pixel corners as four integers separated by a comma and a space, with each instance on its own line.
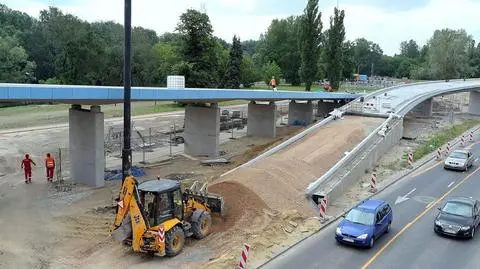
212, 116, 381, 218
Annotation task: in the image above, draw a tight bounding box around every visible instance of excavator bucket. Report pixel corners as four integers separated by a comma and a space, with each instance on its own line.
112, 214, 132, 242
185, 181, 226, 216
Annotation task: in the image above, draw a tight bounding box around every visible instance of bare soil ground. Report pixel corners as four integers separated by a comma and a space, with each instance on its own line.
0, 124, 302, 269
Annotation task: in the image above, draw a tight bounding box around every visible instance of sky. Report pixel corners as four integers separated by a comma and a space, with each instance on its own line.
2, 0, 480, 55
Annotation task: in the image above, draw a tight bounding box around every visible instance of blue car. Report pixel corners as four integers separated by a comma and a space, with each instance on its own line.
335, 199, 393, 248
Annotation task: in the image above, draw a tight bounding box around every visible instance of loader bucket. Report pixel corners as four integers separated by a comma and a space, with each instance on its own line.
185, 181, 226, 216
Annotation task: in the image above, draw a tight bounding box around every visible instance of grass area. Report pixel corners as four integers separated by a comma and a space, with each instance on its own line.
0, 100, 251, 120
411, 120, 480, 163
252, 83, 379, 93
0, 103, 71, 116
252, 84, 305, 91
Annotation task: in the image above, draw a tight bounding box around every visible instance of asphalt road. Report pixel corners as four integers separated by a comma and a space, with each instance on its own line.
262, 141, 480, 269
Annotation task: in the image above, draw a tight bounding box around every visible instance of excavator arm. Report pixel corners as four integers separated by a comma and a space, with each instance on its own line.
112, 176, 149, 251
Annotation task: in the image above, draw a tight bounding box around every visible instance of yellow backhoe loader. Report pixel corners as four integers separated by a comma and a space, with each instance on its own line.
111, 176, 225, 256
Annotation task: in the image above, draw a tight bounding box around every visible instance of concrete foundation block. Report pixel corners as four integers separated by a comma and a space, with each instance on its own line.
184, 104, 220, 157
69, 105, 105, 187
288, 101, 313, 126
247, 102, 277, 138
469, 90, 480, 116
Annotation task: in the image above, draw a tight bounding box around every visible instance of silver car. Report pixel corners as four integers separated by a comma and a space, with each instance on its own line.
444, 150, 475, 171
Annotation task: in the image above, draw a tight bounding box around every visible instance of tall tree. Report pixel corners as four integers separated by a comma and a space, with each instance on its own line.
176, 9, 218, 88
342, 41, 355, 79
298, 0, 322, 91
0, 35, 36, 82
240, 54, 261, 88
224, 35, 243, 88
353, 38, 383, 75
400, 39, 420, 59
325, 7, 345, 90
427, 29, 475, 80
258, 17, 301, 85
262, 61, 282, 84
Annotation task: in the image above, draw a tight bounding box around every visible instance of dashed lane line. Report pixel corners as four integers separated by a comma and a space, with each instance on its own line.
360, 165, 480, 269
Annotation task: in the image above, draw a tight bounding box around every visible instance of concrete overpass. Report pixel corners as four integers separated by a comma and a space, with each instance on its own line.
348, 80, 480, 117
0, 83, 360, 188
305, 79, 480, 204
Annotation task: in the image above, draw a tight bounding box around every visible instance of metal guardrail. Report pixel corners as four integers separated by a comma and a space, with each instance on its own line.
305, 113, 397, 196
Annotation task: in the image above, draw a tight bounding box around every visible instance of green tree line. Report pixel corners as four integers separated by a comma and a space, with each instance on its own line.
1, 3, 479, 90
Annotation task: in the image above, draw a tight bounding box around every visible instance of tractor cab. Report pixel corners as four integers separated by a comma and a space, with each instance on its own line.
138, 179, 184, 226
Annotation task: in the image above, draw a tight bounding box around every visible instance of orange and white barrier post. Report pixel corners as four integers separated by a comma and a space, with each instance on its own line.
238, 243, 250, 269
461, 135, 466, 147
470, 132, 474, 142
444, 142, 451, 157
369, 172, 377, 193
408, 152, 414, 168
318, 197, 329, 223
436, 147, 442, 161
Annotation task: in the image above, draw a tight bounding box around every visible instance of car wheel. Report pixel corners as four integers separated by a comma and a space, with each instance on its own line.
368, 237, 375, 248
471, 227, 475, 239
386, 222, 392, 234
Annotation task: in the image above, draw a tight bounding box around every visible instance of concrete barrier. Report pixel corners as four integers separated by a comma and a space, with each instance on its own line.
324, 118, 403, 203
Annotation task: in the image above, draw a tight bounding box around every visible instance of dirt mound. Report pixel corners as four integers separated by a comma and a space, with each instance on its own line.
209, 181, 268, 233
218, 116, 383, 217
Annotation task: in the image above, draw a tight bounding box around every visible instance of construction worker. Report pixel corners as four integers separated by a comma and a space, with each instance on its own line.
45, 153, 55, 182
21, 154, 36, 184
269, 76, 277, 91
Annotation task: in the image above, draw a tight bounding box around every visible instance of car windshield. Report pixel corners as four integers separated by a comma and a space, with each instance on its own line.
345, 208, 375, 225
449, 152, 467, 159
442, 202, 472, 217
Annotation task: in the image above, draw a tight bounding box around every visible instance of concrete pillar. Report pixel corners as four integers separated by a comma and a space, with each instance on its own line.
184, 104, 220, 157
316, 100, 336, 118
247, 101, 277, 138
288, 101, 313, 126
69, 105, 104, 187
412, 98, 433, 117
469, 90, 480, 116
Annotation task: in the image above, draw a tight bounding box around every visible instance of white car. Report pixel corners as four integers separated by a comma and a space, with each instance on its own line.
444, 150, 475, 171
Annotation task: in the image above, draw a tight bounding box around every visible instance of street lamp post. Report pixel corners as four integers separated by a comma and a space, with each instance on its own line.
122, 0, 132, 183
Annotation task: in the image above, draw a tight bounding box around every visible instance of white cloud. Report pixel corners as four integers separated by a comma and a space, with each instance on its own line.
3, 0, 480, 55
322, 0, 480, 55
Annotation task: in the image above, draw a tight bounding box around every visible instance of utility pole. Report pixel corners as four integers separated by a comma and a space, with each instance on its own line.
122, 0, 132, 183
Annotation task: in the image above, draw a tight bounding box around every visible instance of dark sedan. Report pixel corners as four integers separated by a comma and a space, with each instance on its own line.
434, 197, 480, 239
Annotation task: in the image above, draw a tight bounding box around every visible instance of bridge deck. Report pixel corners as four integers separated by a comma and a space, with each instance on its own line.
0, 84, 360, 105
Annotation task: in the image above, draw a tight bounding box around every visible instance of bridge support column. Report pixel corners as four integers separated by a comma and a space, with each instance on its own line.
316, 100, 336, 118
288, 100, 313, 126
469, 90, 480, 116
412, 98, 433, 117
69, 104, 104, 187
247, 101, 277, 138
184, 103, 220, 157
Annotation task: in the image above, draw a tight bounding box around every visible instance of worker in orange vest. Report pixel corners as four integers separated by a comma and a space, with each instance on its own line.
269, 76, 277, 91
45, 153, 55, 182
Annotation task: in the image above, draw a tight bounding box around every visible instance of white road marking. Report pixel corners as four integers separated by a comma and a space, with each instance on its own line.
395, 188, 417, 205
447, 181, 455, 188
